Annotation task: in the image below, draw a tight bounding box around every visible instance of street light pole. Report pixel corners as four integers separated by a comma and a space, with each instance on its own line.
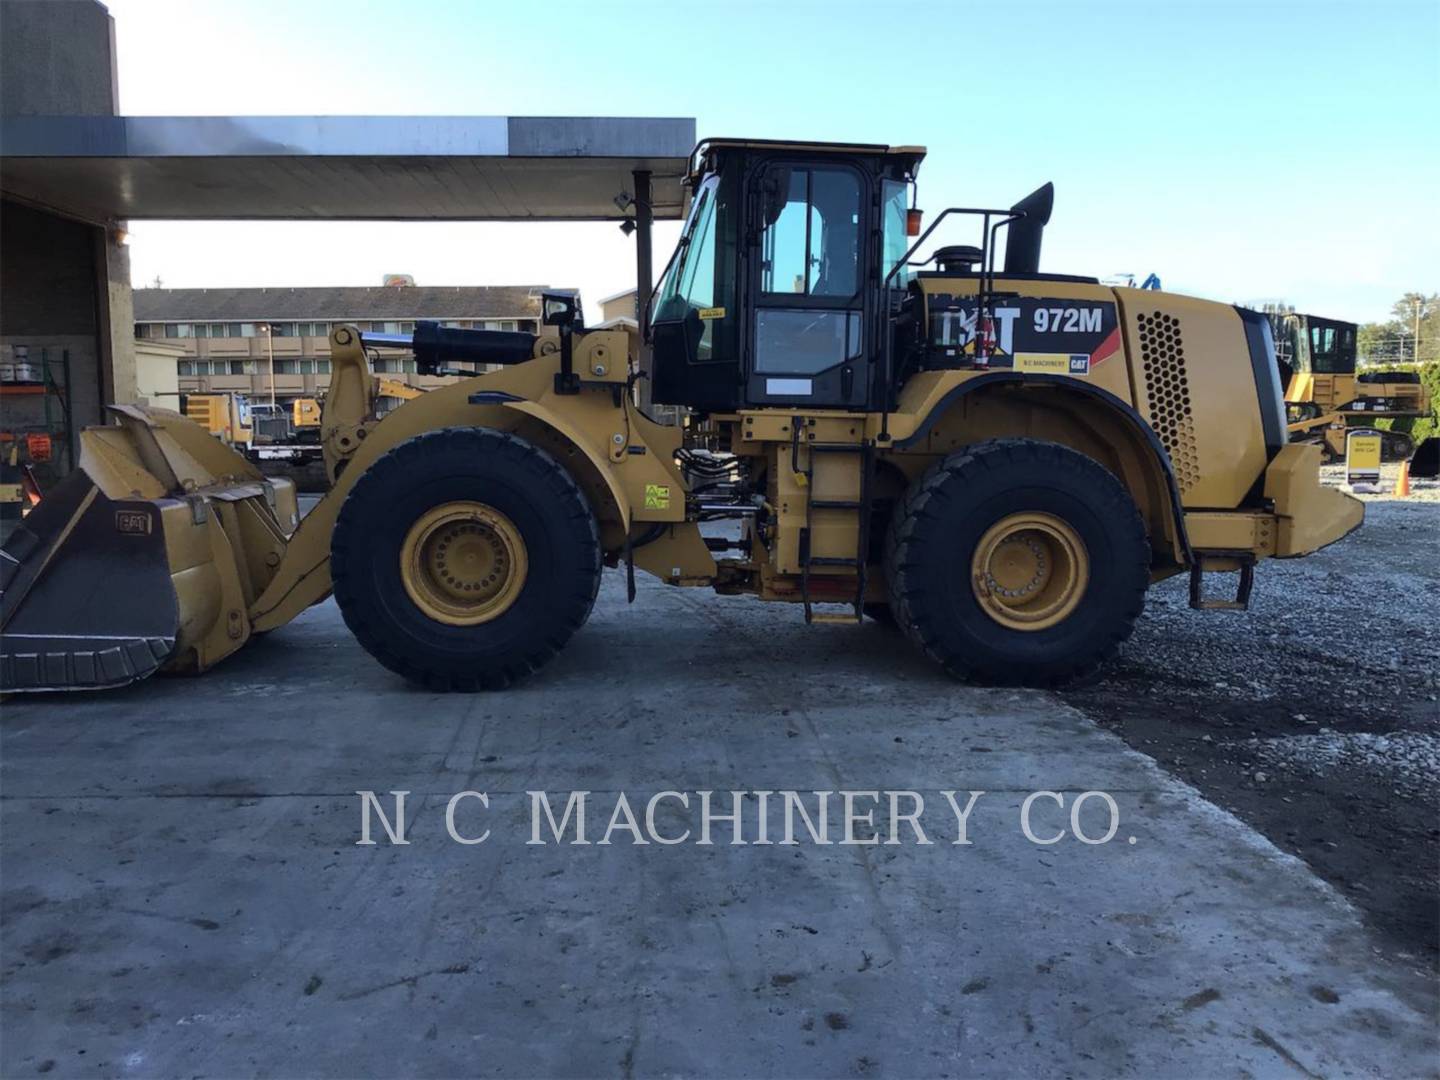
258, 323, 276, 406
1415, 299, 1423, 365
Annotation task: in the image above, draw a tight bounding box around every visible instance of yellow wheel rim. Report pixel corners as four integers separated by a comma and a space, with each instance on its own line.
399, 501, 527, 626
970, 512, 1089, 632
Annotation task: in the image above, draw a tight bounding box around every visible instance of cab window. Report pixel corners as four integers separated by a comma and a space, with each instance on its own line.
880, 179, 911, 287
753, 164, 865, 376
654, 176, 734, 362
760, 167, 861, 298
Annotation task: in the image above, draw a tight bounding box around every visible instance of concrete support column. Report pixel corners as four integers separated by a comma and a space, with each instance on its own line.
96, 227, 137, 406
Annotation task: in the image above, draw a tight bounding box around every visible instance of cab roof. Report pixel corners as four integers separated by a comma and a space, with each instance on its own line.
688, 138, 926, 183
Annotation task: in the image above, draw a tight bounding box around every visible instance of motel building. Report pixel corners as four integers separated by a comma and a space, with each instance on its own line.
132, 281, 559, 409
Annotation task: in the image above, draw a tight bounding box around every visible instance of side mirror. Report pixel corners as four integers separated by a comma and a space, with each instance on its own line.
542, 291, 580, 328
761, 168, 791, 227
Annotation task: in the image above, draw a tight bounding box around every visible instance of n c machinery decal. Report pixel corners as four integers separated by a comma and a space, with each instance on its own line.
925, 295, 1121, 374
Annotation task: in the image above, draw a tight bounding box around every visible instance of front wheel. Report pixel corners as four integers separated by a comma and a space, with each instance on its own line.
884, 439, 1150, 686
331, 427, 602, 690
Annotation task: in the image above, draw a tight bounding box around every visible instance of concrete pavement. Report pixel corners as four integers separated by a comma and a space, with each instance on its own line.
1, 571, 1434, 1077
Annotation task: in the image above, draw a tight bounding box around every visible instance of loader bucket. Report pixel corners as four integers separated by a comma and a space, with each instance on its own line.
0, 405, 299, 693
0, 469, 179, 690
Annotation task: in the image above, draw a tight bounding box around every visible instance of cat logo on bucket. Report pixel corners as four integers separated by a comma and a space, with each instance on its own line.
115, 509, 152, 535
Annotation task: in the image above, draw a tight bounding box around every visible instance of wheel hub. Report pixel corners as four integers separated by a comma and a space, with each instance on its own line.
971, 512, 1089, 631
400, 502, 527, 625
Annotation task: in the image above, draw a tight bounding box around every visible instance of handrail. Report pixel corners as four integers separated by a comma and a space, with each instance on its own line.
877, 205, 1029, 440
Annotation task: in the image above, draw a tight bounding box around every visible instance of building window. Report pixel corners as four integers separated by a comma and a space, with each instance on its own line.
178, 360, 196, 375
400, 321, 415, 333
239, 323, 256, 338
274, 359, 299, 374
299, 359, 315, 374
316, 360, 331, 374
271, 322, 298, 337
228, 361, 248, 375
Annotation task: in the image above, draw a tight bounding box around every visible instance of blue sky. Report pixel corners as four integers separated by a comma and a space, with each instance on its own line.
110, 0, 1438, 323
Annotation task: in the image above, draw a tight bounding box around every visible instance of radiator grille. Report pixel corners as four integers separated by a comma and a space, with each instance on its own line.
1138, 312, 1198, 493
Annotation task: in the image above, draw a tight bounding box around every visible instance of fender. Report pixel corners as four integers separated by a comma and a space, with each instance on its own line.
499, 396, 632, 530
892, 371, 1193, 564
250, 377, 639, 630
250, 371, 660, 631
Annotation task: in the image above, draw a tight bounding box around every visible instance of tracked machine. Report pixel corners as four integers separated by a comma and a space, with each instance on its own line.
0, 138, 1364, 693
1271, 311, 1432, 465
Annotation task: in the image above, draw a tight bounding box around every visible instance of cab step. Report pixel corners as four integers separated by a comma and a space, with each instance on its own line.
1188, 558, 1255, 611
810, 610, 864, 626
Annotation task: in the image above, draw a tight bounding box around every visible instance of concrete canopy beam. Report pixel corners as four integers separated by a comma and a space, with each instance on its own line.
0, 115, 696, 225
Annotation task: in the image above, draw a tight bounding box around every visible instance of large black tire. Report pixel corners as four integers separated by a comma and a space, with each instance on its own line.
331, 427, 601, 690
884, 438, 1149, 686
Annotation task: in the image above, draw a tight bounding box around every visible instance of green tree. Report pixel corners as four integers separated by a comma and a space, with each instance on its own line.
1359, 292, 1440, 364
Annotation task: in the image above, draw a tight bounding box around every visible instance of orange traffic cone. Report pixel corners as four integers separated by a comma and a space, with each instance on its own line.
1396, 459, 1412, 498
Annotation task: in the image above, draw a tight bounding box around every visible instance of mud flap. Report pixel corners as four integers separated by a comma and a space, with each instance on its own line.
0, 470, 179, 692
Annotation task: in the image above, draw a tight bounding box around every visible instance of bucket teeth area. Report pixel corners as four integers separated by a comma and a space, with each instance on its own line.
1, 467, 183, 694
1, 635, 175, 692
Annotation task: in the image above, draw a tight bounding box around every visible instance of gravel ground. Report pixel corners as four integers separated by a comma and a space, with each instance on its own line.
1062, 474, 1439, 972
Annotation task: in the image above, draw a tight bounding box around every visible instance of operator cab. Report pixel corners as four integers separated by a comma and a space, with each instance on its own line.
1273, 312, 1358, 378
649, 139, 924, 413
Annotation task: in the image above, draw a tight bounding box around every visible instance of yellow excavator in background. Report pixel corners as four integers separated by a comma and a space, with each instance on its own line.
182, 393, 253, 449
291, 397, 322, 431
374, 377, 426, 403
0, 137, 1364, 694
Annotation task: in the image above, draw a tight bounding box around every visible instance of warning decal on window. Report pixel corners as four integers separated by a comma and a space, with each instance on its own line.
698, 307, 726, 321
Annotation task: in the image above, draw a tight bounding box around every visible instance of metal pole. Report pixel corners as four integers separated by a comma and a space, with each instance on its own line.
632, 169, 653, 407
265, 325, 276, 406
1415, 299, 1422, 364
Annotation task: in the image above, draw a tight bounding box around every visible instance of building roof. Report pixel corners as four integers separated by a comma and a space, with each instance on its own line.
132, 285, 563, 322
1, 115, 695, 225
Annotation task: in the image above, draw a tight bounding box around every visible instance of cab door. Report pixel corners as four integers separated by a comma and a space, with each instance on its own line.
744, 161, 871, 409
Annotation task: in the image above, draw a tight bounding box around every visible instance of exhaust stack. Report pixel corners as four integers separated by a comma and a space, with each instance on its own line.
1002, 182, 1055, 274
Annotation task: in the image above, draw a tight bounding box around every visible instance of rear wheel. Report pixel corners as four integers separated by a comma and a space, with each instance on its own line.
331, 427, 601, 690
884, 438, 1150, 686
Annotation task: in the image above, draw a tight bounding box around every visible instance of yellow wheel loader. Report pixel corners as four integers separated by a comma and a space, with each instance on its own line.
0, 138, 1364, 694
